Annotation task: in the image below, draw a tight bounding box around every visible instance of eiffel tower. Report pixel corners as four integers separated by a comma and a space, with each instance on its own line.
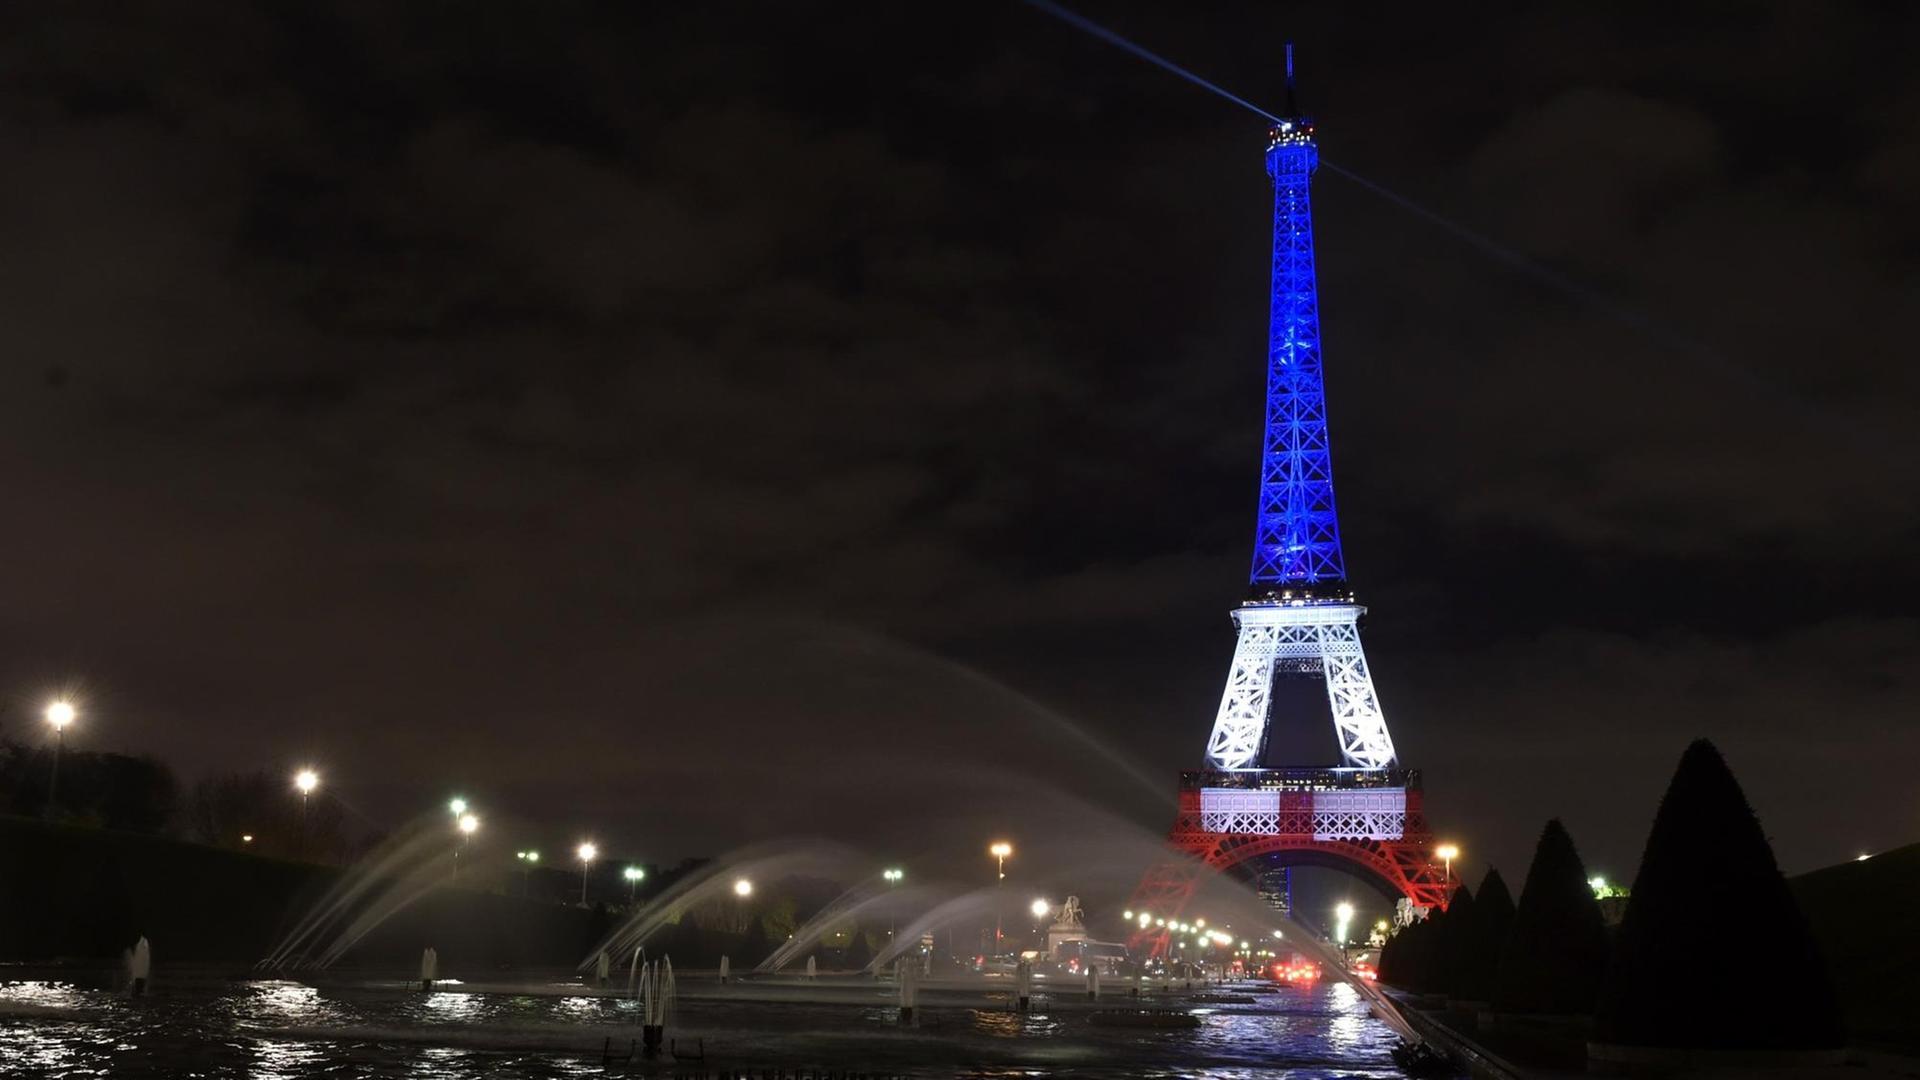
1129, 49, 1451, 953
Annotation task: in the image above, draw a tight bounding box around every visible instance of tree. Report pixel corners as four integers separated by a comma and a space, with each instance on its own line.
843, 923, 873, 971
1382, 910, 1413, 980
1595, 740, 1842, 1050
1383, 913, 1434, 991
1459, 867, 1514, 1003
740, 917, 771, 968
1435, 885, 1477, 998
1494, 819, 1609, 1014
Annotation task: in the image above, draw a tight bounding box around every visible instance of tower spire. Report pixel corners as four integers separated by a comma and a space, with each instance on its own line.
1284, 42, 1298, 117
1250, 53, 1344, 597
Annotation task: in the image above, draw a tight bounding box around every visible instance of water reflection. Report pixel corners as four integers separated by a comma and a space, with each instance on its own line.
0, 975, 1400, 1077
253, 1038, 325, 1080
0, 980, 89, 1010
421, 991, 484, 1021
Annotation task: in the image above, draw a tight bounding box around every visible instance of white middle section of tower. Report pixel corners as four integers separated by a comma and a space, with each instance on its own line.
1202, 602, 1397, 771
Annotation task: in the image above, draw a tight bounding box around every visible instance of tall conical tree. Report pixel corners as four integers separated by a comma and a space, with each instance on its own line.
1459, 867, 1515, 1003
1494, 819, 1609, 1014
1436, 885, 1477, 998
1595, 740, 1841, 1050
1382, 914, 1413, 983
1409, 906, 1448, 993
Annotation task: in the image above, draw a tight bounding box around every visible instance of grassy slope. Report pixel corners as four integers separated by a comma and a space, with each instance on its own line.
1789, 840, 1920, 1047
0, 814, 605, 968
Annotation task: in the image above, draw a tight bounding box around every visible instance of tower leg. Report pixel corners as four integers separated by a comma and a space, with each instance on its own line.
1204, 621, 1281, 770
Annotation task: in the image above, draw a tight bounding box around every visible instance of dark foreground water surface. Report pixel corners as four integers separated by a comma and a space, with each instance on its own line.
0, 971, 1407, 1078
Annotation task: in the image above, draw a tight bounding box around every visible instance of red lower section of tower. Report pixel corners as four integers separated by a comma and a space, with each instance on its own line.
1127, 781, 1453, 956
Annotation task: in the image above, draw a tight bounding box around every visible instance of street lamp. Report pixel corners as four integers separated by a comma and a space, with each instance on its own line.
1334, 902, 1354, 967
733, 878, 753, 898
883, 868, 904, 939
293, 769, 320, 858
624, 865, 645, 901
44, 700, 75, 817
989, 841, 1012, 880
1031, 898, 1051, 920
449, 797, 468, 816
452, 813, 479, 880
516, 850, 540, 898
576, 842, 598, 905
1435, 843, 1460, 883
987, 841, 1013, 956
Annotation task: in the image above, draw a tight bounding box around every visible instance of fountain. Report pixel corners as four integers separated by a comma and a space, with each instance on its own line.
579, 841, 865, 972
627, 946, 645, 997
1013, 958, 1033, 1013
894, 956, 919, 1024
125, 937, 151, 997
717, 955, 730, 984
594, 950, 610, 988
803, 955, 816, 981
634, 956, 676, 1057
260, 819, 467, 971
417, 947, 437, 992
1086, 966, 1100, 1001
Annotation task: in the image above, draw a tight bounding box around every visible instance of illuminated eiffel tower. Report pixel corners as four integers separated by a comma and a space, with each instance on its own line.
1129, 50, 1450, 952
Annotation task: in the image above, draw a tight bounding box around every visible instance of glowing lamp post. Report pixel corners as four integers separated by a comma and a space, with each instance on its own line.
624, 865, 645, 902
293, 769, 320, 858
883, 868, 904, 939
448, 797, 468, 817
453, 813, 479, 880
1435, 843, 1459, 883
733, 877, 753, 898
576, 842, 598, 905
989, 841, 1012, 880
1334, 902, 1354, 967
516, 850, 540, 898
44, 700, 75, 817
988, 841, 1013, 956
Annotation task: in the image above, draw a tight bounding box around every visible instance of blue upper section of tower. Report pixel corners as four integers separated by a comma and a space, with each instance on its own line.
1248, 79, 1348, 596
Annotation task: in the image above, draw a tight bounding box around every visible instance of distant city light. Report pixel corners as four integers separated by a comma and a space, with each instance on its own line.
1856, 853, 1872, 862
241, 834, 254, 844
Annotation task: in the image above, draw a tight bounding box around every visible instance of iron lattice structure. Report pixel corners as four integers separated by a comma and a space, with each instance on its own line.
1131, 773, 1453, 934
1130, 55, 1448, 954
1250, 111, 1344, 588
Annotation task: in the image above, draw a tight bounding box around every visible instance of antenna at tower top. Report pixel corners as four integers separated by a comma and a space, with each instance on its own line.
1284, 42, 1298, 116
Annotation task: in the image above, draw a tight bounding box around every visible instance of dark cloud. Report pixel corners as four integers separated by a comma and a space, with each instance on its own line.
0, 2, 1914, 887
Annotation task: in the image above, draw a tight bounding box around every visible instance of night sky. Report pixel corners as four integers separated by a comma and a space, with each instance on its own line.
3, 3, 1916, 892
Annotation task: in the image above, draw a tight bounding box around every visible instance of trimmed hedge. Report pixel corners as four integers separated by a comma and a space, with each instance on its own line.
1494, 819, 1608, 1014
1595, 740, 1842, 1050
1459, 867, 1514, 1002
